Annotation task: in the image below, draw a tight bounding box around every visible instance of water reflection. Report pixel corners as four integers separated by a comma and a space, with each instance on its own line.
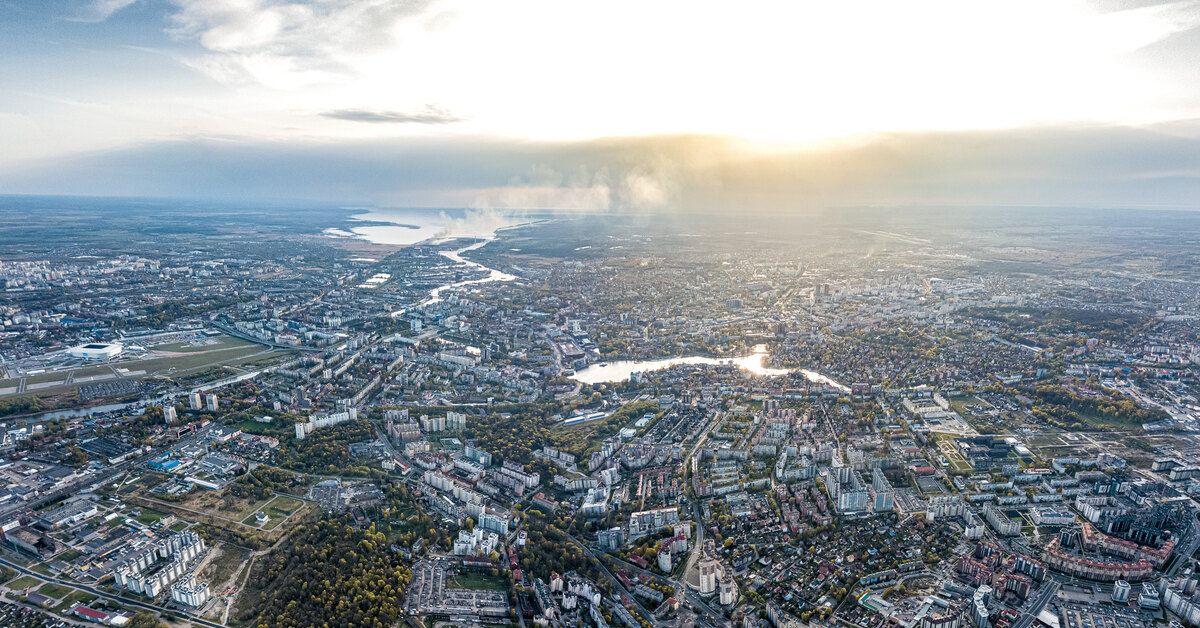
571, 344, 847, 390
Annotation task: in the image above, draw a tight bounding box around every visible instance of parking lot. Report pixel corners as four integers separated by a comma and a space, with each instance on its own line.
405, 560, 511, 618
1056, 601, 1152, 628
916, 475, 946, 493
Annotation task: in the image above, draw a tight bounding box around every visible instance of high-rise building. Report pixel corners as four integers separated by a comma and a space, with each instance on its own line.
206, 393, 218, 412
170, 573, 210, 607
1138, 582, 1160, 609
597, 527, 624, 551
189, 392, 202, 410
969, 585, 991, 628
872, 468, 895, 512
1112, 580, 1130, 603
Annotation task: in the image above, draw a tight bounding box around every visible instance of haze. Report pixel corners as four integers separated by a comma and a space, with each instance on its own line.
2, 0, 1200, 209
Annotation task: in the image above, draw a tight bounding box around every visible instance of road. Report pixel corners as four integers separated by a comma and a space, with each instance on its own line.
210, 321, 323, 353
1013, 580, 1059, 628
1166, 523, 1200, 578
563, 531, 659, 627
0, 588, 94, 627
0, 556, 224, 628
681, 499, 706, 586
0, 449, 157, 523
603, 551, 721, 627
683, 588, 724, 626
375, 424, 404, 458
678, 444, 725, 625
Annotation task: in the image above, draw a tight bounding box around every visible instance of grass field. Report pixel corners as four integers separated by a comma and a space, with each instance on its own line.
447, 571, 507, 591
149, 336, 255, 353
1025, 434, 1064, 447
54, 589, 97, 613
117, 347, 271, 376
242, 496, 303, 529
8, 575, 41, 590
135, 506, 168, 525
1075, 411, 1144, 432
1, 334, 296, 402
169, 520, 190, 531
932, 432, 973, 472
263, 495, 303, 516
24, 372, 70, 385
73, 365, 113, 378
36, 582, 73, 599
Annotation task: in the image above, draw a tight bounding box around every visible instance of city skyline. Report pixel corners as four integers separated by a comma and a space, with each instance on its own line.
5, 4, 1200, 628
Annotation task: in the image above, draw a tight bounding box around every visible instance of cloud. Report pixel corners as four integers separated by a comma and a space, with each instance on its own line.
166, 0, 434, 86
64, 0, 138, 23
433, 207, 527, 240
322, 106, 462, 124
4, 125, 1200, 211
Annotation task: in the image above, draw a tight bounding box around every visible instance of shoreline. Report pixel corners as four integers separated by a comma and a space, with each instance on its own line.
571, 345, 849, 390
325, 207, 546, 249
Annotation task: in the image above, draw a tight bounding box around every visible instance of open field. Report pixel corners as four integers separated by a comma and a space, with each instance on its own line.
148, 336, 256, 354
54, 589, 97, 613
126, 482, 313, 543
447, 571, 507, 591
933, 432, 973, 472
197, 543, 252, 620
948, 395, 984, 415
0, 333, 297, 401
135, 506, 169, 525
115, 346, 280, 376
133, 483, 275, 523
243, 495, 304, 529
36, 582, 73, 599
7, 575, 41, 590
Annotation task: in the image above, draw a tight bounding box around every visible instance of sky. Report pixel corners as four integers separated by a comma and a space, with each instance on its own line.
2, 0, 1200, 210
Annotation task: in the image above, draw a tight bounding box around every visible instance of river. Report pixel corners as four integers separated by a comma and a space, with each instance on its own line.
425, 239, 517, 306
391, 237, 519, 316
30, 214, 523, 421
570, 344, 848, 389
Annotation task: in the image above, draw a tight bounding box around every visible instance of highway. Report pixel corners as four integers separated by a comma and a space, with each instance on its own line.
210, 321, 323, 353
1167, 524, 1200, 578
